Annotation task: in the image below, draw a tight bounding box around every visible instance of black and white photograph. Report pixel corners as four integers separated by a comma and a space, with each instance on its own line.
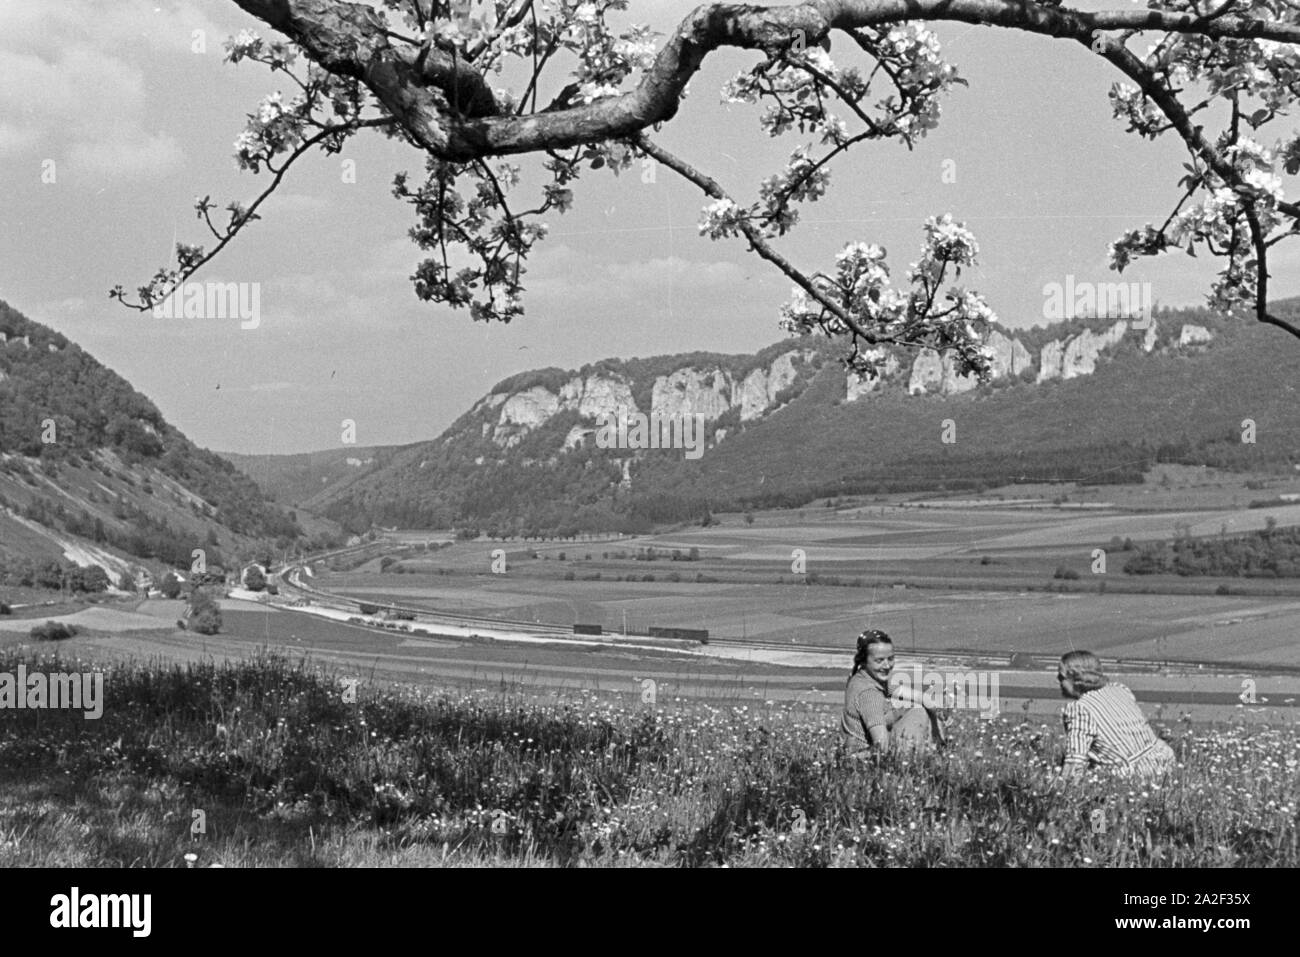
0, 0, 1296, 918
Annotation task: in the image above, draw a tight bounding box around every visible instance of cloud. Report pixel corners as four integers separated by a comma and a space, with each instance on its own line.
527, 246, 748, 304
69, 131, 185, 178
0, 1, 234, 179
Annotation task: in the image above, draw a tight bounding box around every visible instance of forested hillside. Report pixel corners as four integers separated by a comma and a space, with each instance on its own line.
0, 301, 322, 585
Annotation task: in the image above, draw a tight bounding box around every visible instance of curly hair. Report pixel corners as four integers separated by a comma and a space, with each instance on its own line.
851, 629, 892, 675
1059, 650, 1107, 694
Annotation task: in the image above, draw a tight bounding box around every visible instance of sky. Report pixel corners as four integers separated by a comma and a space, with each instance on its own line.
1, 0, 1295, 455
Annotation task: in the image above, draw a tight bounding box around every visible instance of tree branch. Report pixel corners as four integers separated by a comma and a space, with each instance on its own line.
230, 0, 1300, 162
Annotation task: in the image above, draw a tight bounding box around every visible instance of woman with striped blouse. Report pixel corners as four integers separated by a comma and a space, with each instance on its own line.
1057, 650, 1175, 780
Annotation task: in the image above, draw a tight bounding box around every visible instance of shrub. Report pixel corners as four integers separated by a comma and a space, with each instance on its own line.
30, 620, 77, 641
243, 565, 267, 591
1053, 566, 1080, 580
188, 589, 222, 635
191, 608, 222, 635
1215, 583, 1232, 595
0, 602, 9, 615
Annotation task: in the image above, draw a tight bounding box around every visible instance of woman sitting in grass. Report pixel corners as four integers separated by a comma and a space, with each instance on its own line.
1056, 650, 1175, 780
841, 629, 947, 757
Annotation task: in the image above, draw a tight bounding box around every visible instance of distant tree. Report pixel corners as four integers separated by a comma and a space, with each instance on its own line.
244, 565, 267, 591
188, 589, 223, 635
70, 565, 112, 594
30, 620, 77, 641
159, 572, 182, 599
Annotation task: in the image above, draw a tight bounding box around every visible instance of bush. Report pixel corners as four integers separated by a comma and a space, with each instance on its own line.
1215, 583, 1232, 595
243, 565, 266, 591
188, 589, 222, 635
563, 570, 575, 580
0, 602, 9, 615
191, 609, 221, 635
1053, 566, 1081, 580
30, 620, 77, 641
379, 557, 397, 571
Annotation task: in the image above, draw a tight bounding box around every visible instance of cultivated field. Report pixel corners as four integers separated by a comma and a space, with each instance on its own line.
316, 488, 1300, 676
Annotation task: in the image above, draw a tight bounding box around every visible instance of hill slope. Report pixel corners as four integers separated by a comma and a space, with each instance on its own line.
0, 301, 327, 588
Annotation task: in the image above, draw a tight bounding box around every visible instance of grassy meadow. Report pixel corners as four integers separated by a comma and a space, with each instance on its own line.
1, 648, 1295, 867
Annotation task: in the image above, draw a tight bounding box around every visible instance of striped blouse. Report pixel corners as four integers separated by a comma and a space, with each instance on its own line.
1061, 683, 1173, 776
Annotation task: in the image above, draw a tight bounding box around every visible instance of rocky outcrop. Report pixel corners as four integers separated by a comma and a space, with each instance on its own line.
908, 349, 944, 394
941, 354, 979, 394
1141, 317, 1158, 352
492, 386, 560, 445
498, 386, 559, 429
1037, 340, 1065, 383
985, 330, 1033, 381
734, 351, 808, 420
651, 367, 733, 421
846, 349, 901, 401
560, 374, 637, 420
1179, 324, 1213, 346
484, 351, 818, 449
1062, 320, 1127, 380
